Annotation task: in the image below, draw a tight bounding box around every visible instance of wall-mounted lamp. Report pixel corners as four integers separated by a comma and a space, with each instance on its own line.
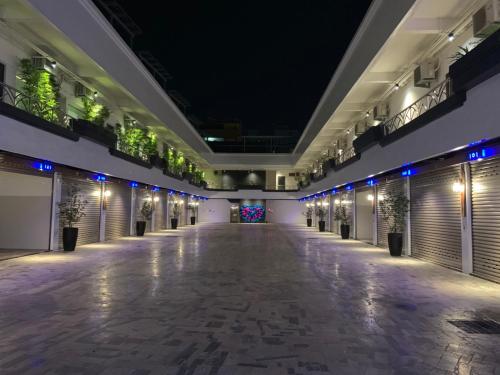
154, 196, 160, 203
452, 181, 464, 193
367, 194, 374, 201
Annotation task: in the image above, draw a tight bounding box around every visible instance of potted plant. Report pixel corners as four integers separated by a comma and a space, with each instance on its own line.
171, 201, 181, 229
303, 204, 313, 227
136, 199, 153, 236
315, 202, 328, 232
58, 185, 87, 251
379, 191, 409, 256
188, 202, 197, 225
71, 97, 116, 147
334, 206, 350, 239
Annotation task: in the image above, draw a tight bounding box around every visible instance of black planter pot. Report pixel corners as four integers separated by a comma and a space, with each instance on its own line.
306, 218, 312, 227
70, 119, 117, 147
318, 220, 326, 232
171, 218, 178, 229
388, 233, 403, 256
62, 227, 78, 251
149, 154, 166, 169
190, 216, 196, 225
136, 221, 146, 236
340, 224, 350, 239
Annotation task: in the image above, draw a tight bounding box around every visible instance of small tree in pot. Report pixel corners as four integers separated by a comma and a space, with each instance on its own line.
334, 206, 350, 239
315, 202, 329, 232
171, 201, 181, 229
188, 202, 198, 225
303, 204, 313, 227
379, 191, 409, 256
136, 200, 153, 236
59, 185, 87, 251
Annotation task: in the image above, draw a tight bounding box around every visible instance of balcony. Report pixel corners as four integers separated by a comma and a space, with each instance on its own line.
383, 78, 451, 136
0, 81, 77, 140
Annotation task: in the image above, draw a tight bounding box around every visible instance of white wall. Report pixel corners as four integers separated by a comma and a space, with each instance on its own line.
0, 171, 52, 249
198, 199, 231, 223
266, 200, 303, 224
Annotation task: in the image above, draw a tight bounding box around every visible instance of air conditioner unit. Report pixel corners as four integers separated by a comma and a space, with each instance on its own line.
74, 82, 92, 98
414, 61, 436, 88
354, 121, 368, 135
473, 0, 500, 38
373, 103, 389, 121
31, 56, 54, 72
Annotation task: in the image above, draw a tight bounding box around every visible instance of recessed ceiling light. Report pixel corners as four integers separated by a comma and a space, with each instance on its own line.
448, 32, 455, 42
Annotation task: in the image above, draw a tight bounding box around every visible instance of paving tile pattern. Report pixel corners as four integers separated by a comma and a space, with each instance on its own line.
0, 224, 500, 374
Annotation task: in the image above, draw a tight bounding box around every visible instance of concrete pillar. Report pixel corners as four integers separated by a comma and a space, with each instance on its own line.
151, 192, 156, 232
98, 182, 106, 242
49, 172, 62, 250
462, 163, 473, 274
130, 188, 136, 235
404, 176, 412, 256
372, 186, 377, 245
352, 189, 357, 239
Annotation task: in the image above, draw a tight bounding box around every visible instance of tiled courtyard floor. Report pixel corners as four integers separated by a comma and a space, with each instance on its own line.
0, 223, 500, 374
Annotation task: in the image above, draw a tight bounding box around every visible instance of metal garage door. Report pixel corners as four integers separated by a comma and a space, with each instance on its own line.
471, 158, 500, 283
59, 173, 102, 247
154, 190, 167, 230
410, 166, 462, 270
341, 190, 354, 238
104, 179, 131, 240
377, 178, 405, 249
135, 188, 152, 233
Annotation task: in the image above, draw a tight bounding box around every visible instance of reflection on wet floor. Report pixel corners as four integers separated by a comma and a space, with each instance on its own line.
0, 223, 499, 374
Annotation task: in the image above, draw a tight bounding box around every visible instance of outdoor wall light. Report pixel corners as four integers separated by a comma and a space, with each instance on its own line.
367, 194, 374, 201
452, 181, 464, 193
104, 190, 112, 198
321, 201, 329, 207
93, 91, 98, 98
365, 111, 370, 118
50, 61, 57, 69
154, 196, 160, 202
334, 199, 340, 205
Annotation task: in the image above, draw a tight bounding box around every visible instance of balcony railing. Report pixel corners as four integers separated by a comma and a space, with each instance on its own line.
0, 81, 73, 128
383, 78, 451, 135
335, 147, 357, 165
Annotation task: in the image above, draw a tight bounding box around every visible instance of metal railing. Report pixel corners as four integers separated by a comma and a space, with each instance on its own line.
383, 78, 451, 135
0, 81, 73, 128
335, 147, 357, 165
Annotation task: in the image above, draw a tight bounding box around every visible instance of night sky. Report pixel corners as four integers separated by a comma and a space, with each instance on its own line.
113, 1, 372, 136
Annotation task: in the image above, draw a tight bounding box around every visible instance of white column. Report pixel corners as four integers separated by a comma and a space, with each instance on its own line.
462, 163, 473, 274
130, 188, 136, 235
372, 186, 378, 245
98, 182, 106, 242
49, 172, 62, 250
405, 176, 412, 256
151, 192, 156, 232
352, 189, 357, 239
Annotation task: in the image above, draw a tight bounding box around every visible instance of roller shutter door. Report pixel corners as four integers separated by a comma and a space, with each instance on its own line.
59, 173, 101, 247
154, 190, 167, 230
471, 158, 500, 283
377, 179, 405, 249
135, 188, 152, 233
104, 179, 131, 240
410, 166, 462, 270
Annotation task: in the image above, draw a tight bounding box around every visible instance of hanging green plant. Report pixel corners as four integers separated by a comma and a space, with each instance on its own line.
116, 123, 158, 161
81, 97, 110, 126
19, 58, 60, 123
